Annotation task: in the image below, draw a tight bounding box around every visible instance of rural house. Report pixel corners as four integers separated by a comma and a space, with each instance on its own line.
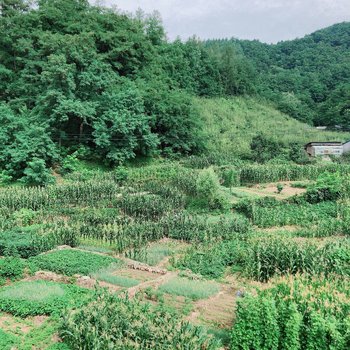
305, 141, 350, 157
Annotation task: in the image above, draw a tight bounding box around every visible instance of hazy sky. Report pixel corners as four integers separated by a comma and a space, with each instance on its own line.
101, 0, 350, 43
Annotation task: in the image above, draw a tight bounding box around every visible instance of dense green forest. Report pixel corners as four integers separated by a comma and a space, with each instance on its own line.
0, 0, 349, 183
206, 22, 350, 126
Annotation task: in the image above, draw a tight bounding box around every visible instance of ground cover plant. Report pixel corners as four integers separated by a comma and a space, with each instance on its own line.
28, 249, 118, 276
0, 281, 89, 317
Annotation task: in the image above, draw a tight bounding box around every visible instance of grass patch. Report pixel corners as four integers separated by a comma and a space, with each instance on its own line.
93, 272, 139, 287
91, 262, 139, 287
0, 281, 88, 317
159, 277, 219, 300
28, 249, 117, 276
134, 243, 174, 266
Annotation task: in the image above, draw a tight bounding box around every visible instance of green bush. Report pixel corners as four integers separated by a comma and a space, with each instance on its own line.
305, 172, 343, 203
21, 158, 56, 186
61, 154, 80, 174
0, 229, 44, 258
231, 275, 350, 350
12, 208, 37, 226
113, 166, 128, 184
0, 281, 89, 317
60, 289, 221, 349
196, 167, 230, 210
28, 249, 117, 276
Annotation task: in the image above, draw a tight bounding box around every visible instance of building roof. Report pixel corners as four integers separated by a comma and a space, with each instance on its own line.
305, 142, 342, 147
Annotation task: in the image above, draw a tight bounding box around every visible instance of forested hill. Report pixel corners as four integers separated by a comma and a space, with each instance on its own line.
206, 22, 350, 126
0, 0, 349, 184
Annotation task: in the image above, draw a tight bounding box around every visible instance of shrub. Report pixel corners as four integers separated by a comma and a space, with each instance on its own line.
250, 134, 283, 163
196, 167, 230, 210
21, 158, 55, 186
276, 183, 284, 194
28, 249, 117, 276
0, 281, 88, 317
0, 229, 44, 258
12, 208, 37, 226
113, 166, 128, 184
159, 277, 220, 300
61, 153, 80, 174
60, 289, 221, 349
305, 172, 343, 203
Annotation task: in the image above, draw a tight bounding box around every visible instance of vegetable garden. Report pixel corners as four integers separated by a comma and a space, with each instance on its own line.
0, 161, 348, 349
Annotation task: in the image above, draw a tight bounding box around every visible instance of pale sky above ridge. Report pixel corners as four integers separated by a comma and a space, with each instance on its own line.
98, 0, 350, 43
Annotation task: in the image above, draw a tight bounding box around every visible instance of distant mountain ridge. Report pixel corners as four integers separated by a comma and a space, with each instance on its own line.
205, 22, 350, 127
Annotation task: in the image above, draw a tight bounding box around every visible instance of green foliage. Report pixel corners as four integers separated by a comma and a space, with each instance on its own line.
60, 289, 221, 349
305, 172, 343, 203
242, 237, 350, 282
28, 249, 117, 276
12, 208, 37, 226
61, 153, 80, 174
250, 134, 283, 164
231, 275, 350, 350
92, 270, 139, 288
196, 167, 230, 210
174, 239, 246, 279
196, 97, 350, 162
21, 158, 56, 186
113, 166, 129, 184
0, 329, 18, 350
276, 183, 284, 194
0, 281, 88, 317
0, 257, 25, 281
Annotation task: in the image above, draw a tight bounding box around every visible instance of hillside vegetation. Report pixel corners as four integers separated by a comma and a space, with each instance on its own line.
206, 22, 350, 126
0, 1, 349, 184
197, 97, 350, 159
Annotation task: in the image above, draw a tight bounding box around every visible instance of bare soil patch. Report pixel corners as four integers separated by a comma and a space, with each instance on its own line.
240, 181, 307, 199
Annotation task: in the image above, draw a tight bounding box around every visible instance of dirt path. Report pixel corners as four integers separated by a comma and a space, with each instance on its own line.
186, 285, 237, 328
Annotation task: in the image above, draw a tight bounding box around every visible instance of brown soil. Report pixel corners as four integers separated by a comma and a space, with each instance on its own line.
187, 285, 237, 328
115, 268, 161, 282
0, 314, 32, 334
262, 225, 301, 233
241, 181, 307, 199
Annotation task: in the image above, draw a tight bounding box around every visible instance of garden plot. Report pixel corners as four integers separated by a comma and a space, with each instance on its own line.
130, 238, 190, 267
231, 181, 307, 201
188, 285, 237, 328
0, 313, 62, 350
0, 281, 89, 317
28, 249, 119, 276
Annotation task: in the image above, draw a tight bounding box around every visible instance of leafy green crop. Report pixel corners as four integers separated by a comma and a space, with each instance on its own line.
0, 281, 89, 317
28, 249, 117, 276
